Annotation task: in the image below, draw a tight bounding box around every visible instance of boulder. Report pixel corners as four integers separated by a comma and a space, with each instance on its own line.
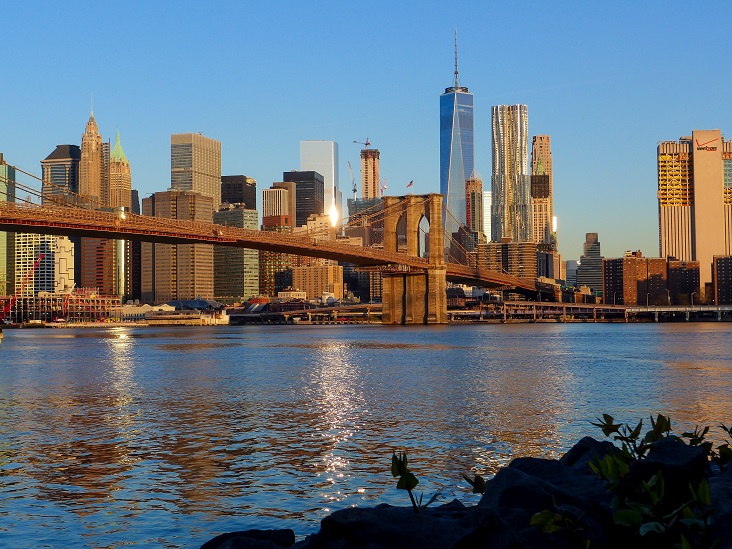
201, 529, 296, 549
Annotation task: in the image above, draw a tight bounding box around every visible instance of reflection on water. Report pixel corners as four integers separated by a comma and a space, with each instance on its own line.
0, 323, 731, 547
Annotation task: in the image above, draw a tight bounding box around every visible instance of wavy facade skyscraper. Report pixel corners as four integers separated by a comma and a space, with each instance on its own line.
491, 104, 532, 242
439, 33, 473, 236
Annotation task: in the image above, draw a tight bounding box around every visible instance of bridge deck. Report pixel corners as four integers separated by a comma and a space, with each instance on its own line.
0, 202, 536, 291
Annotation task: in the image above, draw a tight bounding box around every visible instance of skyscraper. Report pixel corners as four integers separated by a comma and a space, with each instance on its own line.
79, 113, 115, 295
576, 233, 603, 292
658, 129, 732, 297
109, 131, 132, 210
41, 145, 81, 204
221, 175, 257, 209
300, 141, 341, 220
213, 204, 259, 302
141, 190, 214, 303
440, 33, 474, 235
360, 148, 380, 200
465, 172, 483, 236
260, 184, 295, 297
282, 170, 324, 228
171, 133, 222, 209
531, 135, 554, 245
491, 104, 532, 242
79, 111, 105, 206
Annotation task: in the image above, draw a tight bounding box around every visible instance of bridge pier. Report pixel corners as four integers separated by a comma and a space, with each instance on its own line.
381, 194, 447, 325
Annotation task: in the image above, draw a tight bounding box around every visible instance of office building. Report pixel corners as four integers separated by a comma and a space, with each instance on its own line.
141, 190, 214, 303
109, 131, 132, 210
658, 130, 732, 298
79, 113, 117, 295
300, 141, 341, 221
465, 172, 483, 236
531, 135, 554, 246
481, 191, 492, 245
213, 204, 259, 303
491, 104, 532, 242
360, 148, 381, 200
292, 264, 344, 300
259, 184, 295, 297
282, 170, 324, 228
129, 189, 142, 302
259, 215, 295, 297
576, 233, 603, 293
79, 111, 106, 206
440, 35, 474, 235
221, 175, 256, 209
263, 186, 293, 220
171, 133, 222, 209
41, 145, 81, 204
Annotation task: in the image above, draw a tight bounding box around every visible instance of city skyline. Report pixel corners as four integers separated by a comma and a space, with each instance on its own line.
2, 2, 731, 260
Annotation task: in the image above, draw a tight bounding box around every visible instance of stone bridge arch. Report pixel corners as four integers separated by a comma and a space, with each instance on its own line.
380, 194, 447, 324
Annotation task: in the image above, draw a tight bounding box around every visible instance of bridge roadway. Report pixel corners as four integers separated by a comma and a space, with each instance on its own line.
0, 202, 536, 291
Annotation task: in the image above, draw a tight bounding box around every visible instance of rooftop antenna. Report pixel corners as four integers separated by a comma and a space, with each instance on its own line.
90, 93, 94, 116
454, 28, 459, 88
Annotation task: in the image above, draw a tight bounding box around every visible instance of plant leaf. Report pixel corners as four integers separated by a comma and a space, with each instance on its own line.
613, 509, 642, 527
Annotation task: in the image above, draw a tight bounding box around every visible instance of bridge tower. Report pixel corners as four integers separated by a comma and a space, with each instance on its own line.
381, 194, 447, 324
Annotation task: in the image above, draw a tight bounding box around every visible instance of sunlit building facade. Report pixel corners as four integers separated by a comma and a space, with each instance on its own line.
658, 129, 732, 298
141, 190, 214, 304
491, 104, 532, 242
531, 135, 554, 245
171, 133, 222, 210
360, 148, 380, 200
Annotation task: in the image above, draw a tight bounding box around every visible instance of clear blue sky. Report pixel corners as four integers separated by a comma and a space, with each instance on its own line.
2, 1, 731, 260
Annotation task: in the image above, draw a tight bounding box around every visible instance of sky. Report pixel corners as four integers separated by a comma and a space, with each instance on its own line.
2, 1, 731, 260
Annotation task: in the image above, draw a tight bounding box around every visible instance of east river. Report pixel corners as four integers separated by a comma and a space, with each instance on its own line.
1, 323, 731, 547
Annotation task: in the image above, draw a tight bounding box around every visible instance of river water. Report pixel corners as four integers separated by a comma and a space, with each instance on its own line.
1, 323, 731, 547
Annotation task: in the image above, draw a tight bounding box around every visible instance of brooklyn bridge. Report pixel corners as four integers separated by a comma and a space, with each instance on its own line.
0, 163, 542, 324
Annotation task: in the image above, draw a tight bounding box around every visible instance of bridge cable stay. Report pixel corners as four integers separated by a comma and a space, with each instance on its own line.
9, 164, 109, 211
0, 173, 66, 207
440, 204, 475, 266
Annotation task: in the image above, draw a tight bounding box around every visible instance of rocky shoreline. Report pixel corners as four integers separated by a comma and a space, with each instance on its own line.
201, 436, 732, 549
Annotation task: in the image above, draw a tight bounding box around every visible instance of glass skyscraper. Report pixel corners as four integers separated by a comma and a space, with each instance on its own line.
439, 49, 474, 236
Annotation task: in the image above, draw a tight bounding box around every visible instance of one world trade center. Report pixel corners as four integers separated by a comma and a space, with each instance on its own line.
439, 31, 474, 238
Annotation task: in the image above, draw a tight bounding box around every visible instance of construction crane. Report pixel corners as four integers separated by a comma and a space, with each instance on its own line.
0, 253, 45, 322
347, 160, 357, 201
353, 138, 371, 149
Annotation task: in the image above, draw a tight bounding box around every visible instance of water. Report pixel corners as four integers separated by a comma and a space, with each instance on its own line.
1, 323, 731, 547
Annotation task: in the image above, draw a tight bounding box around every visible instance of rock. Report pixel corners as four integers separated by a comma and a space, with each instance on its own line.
299, 500, 472, 549
201, 436, 732, 549
708, 466, 732, 545
201, 529, 296, 549
559, 436, 618, 470
630, 436, 708, 503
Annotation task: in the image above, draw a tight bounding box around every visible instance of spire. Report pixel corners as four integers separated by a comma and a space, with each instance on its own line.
110, 129, 128, 163
90, 93, 94, 117
454, 28, 459, 89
